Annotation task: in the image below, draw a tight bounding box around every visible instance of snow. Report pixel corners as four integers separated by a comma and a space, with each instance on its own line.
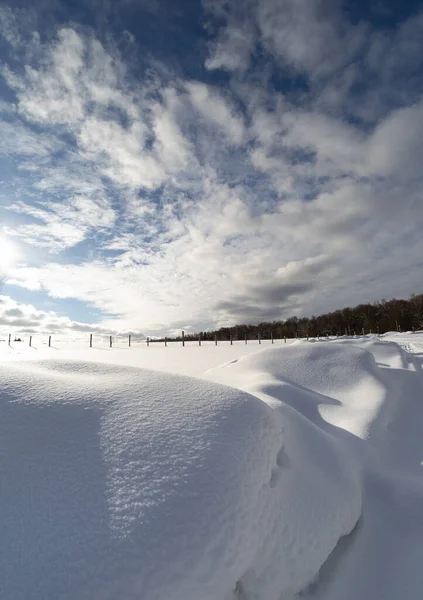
1, 332, 423, 599
207, 342, 387, 439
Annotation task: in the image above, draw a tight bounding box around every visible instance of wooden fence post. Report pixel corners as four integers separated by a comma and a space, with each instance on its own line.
258, 331, 261, 344
129, 334, 131, 347
110, 335, 112, 348
8, 333, 11, 346
147, 337, 150, 347
199, 332, 202, 347
245, 333, 247, 345
29, 336, 32, 347
271, 331, 274, 344
215, 333, 218, 346
362, 328, 365, 336
284, 336, 286, 343
48, 335, 51, 347
165, 337, 167, 347
230, 333, 233, 345
182, 330, 185, 347
90, 334, 93, 348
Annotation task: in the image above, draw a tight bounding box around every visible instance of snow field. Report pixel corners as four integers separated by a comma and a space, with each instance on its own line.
0, 332, 423, 599
0, 337, 297, 377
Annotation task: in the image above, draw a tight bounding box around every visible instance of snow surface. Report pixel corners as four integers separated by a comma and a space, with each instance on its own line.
1, 332, 423, 599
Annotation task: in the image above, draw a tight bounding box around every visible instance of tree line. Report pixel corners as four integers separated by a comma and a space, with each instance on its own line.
157, 293, 423, 342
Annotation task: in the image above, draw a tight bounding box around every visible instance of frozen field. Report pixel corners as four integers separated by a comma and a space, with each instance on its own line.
1, 331, 423, 599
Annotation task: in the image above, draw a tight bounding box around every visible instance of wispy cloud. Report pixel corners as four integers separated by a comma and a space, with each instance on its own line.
7, 196, 115, 251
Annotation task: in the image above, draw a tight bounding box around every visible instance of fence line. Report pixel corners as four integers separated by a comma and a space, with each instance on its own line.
1, 329, 383, 350
2, 332, 290, 349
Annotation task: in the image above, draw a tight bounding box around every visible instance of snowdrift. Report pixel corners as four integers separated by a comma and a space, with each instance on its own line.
208, 342, 387, 439
0, 358, 361, 600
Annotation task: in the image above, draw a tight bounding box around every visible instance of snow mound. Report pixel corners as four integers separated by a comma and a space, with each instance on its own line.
0, 359, 361, 600
211, 343, 378, 397
209, 343, 386, 438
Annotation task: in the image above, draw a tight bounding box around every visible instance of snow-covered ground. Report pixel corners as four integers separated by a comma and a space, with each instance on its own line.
1, 332, 423, 599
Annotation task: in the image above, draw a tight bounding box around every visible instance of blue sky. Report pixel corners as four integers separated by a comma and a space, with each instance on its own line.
0, 0, 423, 336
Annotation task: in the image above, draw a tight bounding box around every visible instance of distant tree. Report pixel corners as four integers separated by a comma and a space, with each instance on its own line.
409, 294, 423, 330
153, 291, 423, 344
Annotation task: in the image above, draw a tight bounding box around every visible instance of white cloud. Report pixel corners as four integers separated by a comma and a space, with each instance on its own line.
152, 87, 192, 171
0, 119, 57, 157
186, 82, 245, 145
7, 196, 116, 251
0, 5, 24, 50
78, 117, 165, 189
203, 0, 256, 72
0, 295, 115, 336
257, 0, 367, 79
204, 0, 367, 78
17, 29, 86, 125
205, 23, 255, 72
367, 99, 423, 180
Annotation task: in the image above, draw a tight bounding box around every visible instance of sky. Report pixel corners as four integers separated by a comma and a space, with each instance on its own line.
0, 0, 423, 337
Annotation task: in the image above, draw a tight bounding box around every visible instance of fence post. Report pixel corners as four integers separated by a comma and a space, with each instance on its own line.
165, 337, 167, 347
295, 331, 298, 338
8, 333, 11, 346
362, 328, 365, 336
29, 335, 32, 347
258, 331, 261, 344
215, 333, 218, 346
307, 332, 309, 340
129, 334, 131, 347
182, 330, 185, 347
48, 335, 51, 347
271, 331, 274, 344
245, 333, 247, 345
230, 333, 233, 346
110, 335, 112, 348
147, 337, 150, 347
199, 332, 202, 347
284, 336, 286, 343
90, 334, 93, 348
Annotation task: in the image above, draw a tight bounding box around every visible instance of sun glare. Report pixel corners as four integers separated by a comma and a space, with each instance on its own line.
0, 236, 19, 271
